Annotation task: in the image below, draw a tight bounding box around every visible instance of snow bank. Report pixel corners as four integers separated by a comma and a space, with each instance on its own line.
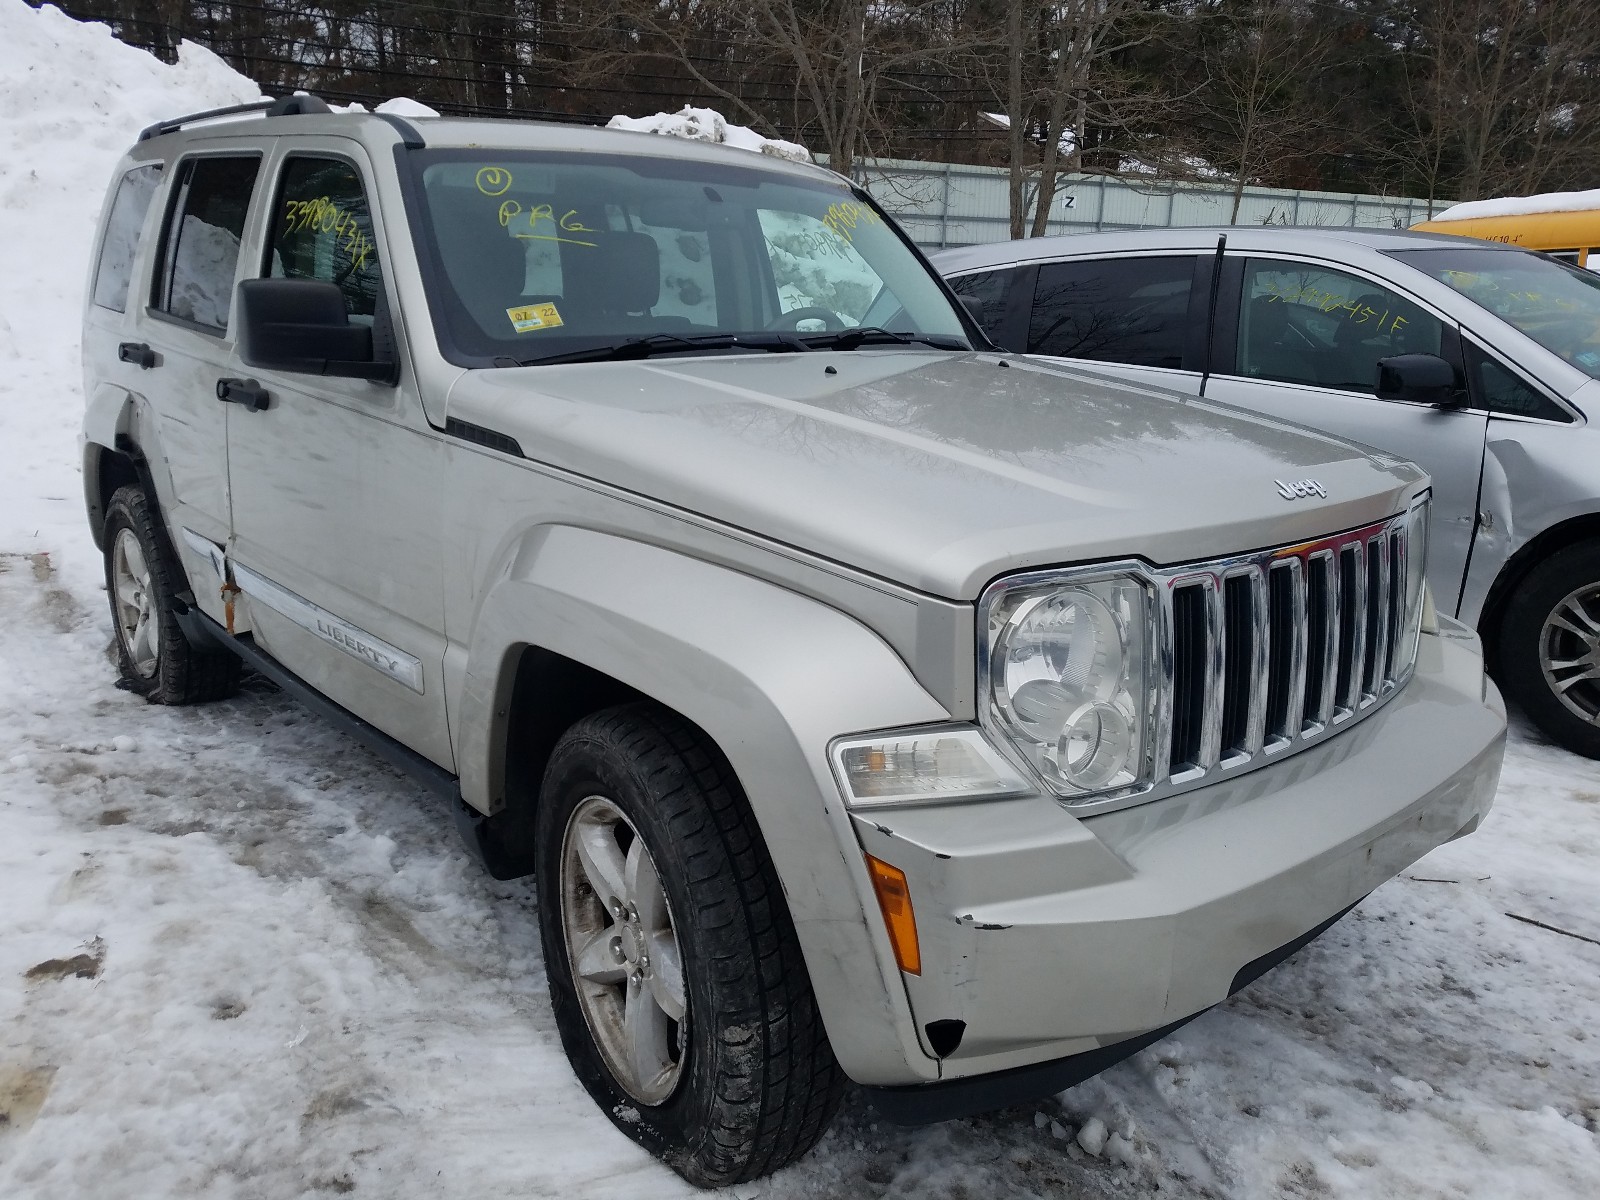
0, 1, 264, 584
1430, 188, 1600, 222
607, 104, 811, 163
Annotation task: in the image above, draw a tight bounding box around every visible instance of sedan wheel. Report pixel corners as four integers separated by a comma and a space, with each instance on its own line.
1538, 581, 1600, 726
1499, 539, 1600, 759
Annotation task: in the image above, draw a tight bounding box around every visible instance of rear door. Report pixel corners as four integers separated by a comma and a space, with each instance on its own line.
222, 142, 453, 768
1202, 255, 1490, 616
134, 150, 266, 625
82, 161, 166, 493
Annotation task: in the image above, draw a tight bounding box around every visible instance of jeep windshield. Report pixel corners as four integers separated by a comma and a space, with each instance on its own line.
1392, 245, 1600, 380
405, 149, 972, 366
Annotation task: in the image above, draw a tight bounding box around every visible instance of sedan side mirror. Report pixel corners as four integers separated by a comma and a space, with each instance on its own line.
235, 278, 396, 384
1375, 353, 1461, 407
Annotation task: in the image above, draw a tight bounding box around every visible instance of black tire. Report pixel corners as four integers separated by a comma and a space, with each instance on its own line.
102, 484, 241, 705
1496, 539, 1600, 759
534, 703, 844, 1186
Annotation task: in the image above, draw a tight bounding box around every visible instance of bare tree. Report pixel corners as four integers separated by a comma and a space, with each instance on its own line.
564, 0, 971, 176
1183, 0, 1336, 221
968, 1, 1153, 237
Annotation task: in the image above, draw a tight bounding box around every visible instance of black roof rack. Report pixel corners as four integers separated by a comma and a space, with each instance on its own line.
136, 93, 334, 142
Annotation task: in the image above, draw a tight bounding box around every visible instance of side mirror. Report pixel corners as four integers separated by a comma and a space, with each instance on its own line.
1375, 353, 1460, 407
235, 278, 396, 383
958, 294, 987, 326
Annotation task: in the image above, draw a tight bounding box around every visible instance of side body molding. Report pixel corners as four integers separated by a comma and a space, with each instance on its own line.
454, 524, 952, 1085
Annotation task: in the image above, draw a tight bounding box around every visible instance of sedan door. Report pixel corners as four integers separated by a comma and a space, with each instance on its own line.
1202, 255, 1490, 617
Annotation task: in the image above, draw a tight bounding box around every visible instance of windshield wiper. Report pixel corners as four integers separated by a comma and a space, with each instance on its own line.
503, 331, 808, 368
799, 327, 969, 352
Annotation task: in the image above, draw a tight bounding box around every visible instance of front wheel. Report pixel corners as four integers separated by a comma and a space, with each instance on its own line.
534, 704, 844, 1186
1497, 540, 1600, 758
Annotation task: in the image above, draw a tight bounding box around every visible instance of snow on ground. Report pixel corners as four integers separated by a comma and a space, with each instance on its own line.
2, 4, 1600, 1197
1429, 189, 1600, 223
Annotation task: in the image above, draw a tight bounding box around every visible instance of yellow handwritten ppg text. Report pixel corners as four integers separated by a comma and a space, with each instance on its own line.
496, 200, 598, 248
282, 197, 373, 270
821, 200, 882, 243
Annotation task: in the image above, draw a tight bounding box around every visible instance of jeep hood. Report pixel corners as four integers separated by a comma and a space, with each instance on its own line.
448, 351, 1425, 599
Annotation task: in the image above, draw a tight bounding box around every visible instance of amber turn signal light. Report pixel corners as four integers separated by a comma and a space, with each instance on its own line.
865, 854, 921, 975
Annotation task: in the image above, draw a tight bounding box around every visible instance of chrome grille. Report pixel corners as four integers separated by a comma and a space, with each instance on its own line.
1160, 512, 1416, 788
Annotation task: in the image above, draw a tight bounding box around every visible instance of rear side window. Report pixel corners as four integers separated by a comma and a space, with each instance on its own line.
92, 165, 163, 312
154, 155, 261, 331
947, 269, 1012, 345
267, 158, 383, 319
1027, 256, 1195, 366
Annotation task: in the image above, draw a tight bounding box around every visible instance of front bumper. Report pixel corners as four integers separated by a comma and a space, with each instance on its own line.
847, 616, 1505, 1100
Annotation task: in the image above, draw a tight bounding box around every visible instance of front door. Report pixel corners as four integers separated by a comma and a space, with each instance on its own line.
224, 144, 453, 768
1202, 256, 1490, 617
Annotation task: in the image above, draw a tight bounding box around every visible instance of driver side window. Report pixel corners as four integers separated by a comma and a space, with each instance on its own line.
268, 157, 383, 321
758, 207, 887, 325
1237, 260, 1443, 393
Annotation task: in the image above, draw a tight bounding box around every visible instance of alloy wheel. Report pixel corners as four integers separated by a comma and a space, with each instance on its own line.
112, 528, 159, 678
559, 794, 688, 1106
1539, 581, 1600, 726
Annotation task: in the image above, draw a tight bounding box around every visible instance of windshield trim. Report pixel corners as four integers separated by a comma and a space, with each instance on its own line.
393, 145, 988, 370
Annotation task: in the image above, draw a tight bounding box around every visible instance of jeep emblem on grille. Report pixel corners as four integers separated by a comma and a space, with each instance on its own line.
1276, 478, 1327, 501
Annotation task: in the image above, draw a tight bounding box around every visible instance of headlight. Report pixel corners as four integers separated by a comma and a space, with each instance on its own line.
981, 570, 1158, 800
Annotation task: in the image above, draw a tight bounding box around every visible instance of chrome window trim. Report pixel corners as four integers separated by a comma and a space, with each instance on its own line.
977, 505, 1427, 819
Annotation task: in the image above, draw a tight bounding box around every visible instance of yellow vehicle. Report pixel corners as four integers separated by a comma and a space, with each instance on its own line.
1412, 191, 1600, 267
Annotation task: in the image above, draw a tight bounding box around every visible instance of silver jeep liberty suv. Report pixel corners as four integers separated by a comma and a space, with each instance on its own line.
80, 94, 1506, 1185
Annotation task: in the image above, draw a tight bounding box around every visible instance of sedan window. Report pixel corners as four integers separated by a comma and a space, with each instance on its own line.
1464, 341, 1571, 422
1027, 256, 1195, 366
1236, 260, 1443, 393
946, 269, 1013, 345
